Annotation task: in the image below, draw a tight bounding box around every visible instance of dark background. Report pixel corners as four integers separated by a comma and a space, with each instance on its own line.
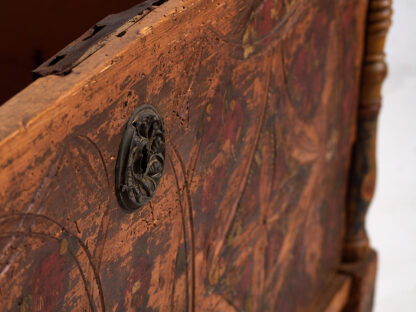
0, 0, 143, 104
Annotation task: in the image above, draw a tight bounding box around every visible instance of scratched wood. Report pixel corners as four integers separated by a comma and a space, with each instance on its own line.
0, 0, 369, 311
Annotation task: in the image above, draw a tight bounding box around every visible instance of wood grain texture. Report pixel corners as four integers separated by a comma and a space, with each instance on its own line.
340, 249, 378, 312
343, 0, 393, 262
0, 0, 368, 311
312, 274, 352, 312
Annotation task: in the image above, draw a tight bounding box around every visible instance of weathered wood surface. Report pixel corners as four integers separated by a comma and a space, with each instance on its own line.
0, 0, 368, 311
340, 250, 378, 312
312, 274, 352, 312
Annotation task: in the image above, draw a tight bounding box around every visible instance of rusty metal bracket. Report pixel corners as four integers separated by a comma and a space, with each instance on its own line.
33, 0, 168, 78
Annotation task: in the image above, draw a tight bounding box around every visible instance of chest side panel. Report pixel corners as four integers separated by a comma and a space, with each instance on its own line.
0, 0, 367, 310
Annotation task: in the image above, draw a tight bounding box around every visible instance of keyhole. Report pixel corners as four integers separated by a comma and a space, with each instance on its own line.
133, 145, 149, 175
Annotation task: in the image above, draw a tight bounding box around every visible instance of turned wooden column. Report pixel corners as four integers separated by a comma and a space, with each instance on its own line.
344, 0, 392, 262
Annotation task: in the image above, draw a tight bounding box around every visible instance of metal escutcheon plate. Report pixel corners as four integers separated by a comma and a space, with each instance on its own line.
115, 105, 165, 211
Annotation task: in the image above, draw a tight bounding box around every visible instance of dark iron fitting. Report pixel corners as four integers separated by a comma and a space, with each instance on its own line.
115, 105, 165, 211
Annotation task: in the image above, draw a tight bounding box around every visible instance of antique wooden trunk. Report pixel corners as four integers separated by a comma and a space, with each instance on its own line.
0, 0, 391, 311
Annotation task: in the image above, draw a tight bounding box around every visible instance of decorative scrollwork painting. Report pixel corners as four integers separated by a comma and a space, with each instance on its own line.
0, 0, 375, 311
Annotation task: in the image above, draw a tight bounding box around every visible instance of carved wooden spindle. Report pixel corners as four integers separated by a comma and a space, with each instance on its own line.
344, 0, 392, 261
